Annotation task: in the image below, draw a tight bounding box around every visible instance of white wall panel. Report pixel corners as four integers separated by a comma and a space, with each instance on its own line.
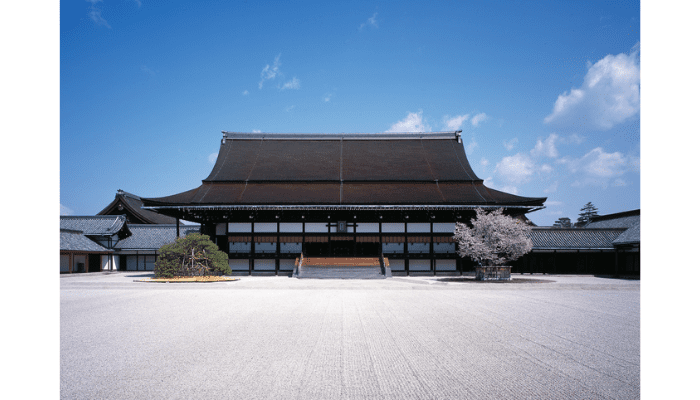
408, 243, 430, 253
254, 222, 277, 232
254, 259, 275, 270
229, 242, 251, 253
381, 223, 405, 233
409, 259, 431, 271
407, 223, 430, 232
305, 223, 328, 233
229, 223, 252, 232
229, 259, 249, 271
216, 223, 227, 235
280, 243, 302, 253
433, 243, 456, 253
382, 243, 404, 254
435, 259, 457, 271
279, 223, 303, 232
432, 223, 456, 233
356, 223, 379, 233
60, 255, 69, 272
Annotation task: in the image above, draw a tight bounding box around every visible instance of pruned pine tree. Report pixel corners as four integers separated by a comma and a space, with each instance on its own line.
454, 208, 533, 266
576, 202, 599, 227
553, 217, 572, 228
155, 233, 231, 278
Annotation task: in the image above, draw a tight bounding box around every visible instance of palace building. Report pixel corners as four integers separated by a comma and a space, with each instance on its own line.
141, 131, 547, 276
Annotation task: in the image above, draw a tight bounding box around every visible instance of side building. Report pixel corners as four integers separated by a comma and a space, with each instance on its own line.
142, 131, 547, 276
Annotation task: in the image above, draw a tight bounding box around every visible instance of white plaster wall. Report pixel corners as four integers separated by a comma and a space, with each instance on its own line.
356, 223, 379, 233
433, 243, 456, 253
60, 255, 69, 272
381, 223, 404, 233
407, 223, 430, 232
435, 259, 456, 271
229, 259, 249, 271
254, 259, 275, 271
228, 223, 252, 232
305, 223, 328, 233
254, 222, 277, 232
382, 243, 404, 254
409, 259, 431, 271
432, 223, 456, 233
407, 243, 430, 253
216, 223, 227, 235
279, 223, 303, 232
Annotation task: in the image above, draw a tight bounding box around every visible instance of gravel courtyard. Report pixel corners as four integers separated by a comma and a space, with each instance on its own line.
61, 273, 639, 399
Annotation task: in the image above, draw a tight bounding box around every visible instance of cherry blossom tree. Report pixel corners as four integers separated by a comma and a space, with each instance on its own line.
454, 208, 533, 266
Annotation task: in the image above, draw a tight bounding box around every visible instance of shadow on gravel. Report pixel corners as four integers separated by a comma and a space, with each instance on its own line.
435, 277, 555, 283
124, 273, 156, 278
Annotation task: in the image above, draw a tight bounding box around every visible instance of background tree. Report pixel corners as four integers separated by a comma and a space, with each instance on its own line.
553, 217, 572, 228
155, 233, 231, 278
454, 208, 533, 266
576, 202, 599, 227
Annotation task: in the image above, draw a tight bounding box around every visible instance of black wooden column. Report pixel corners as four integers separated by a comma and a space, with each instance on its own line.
176, 218, 180, 240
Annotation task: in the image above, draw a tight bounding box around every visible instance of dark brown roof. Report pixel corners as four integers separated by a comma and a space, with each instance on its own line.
98, 190, 180, 224
143, 132, 546, 209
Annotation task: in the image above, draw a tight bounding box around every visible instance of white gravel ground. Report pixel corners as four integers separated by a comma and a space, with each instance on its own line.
61, 273, 639, 399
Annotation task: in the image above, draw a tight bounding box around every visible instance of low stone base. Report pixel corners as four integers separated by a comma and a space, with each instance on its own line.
475, 266, 512, 281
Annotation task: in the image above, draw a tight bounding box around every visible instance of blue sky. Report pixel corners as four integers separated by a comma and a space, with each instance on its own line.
59, 0, 641, 226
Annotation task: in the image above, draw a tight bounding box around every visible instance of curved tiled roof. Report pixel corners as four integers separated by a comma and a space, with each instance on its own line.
143, 132, 546, 209
114, 224, 200, 250
528, 228, 625, 250
60, 229, 112, 252
60, 215, 130, 237
98, 190, 180, 224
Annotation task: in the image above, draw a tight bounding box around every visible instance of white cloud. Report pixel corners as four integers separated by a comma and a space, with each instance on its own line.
464, 137, 478, 155
530, 133, 559, 158
87, 0, 111, 28
544, 181, 558, 193
544, 46, 640, 130
259, 54, 281, 89
140, 65, 156, 76
209, 153, 218, 164
559, 147, 629, 187
60, 204, 73, 216
495, 153, 535, 184
540, 164, 553, 174
503, 137, 518, 151
323, 93, 332, 102
242, 90, 249, 96
480, 157, 489, 167
546, 200, 563, 206
443, 114, 470, 131
613, 178, 627, 187
359, 12, 378, 30
280, 77, 301, 90
285, 105, 295, 112
252, 129, 262, 133
386, 111, 431, 132
471, 113, 488, 127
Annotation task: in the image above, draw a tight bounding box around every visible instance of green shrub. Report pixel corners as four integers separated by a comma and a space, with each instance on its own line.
155, 233, 231, 278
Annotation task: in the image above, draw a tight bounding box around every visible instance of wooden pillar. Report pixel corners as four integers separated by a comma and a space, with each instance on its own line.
176, 218, 180, 240
69, 253, 73, 274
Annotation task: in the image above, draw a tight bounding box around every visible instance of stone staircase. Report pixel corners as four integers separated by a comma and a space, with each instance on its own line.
294, 256, 391, 279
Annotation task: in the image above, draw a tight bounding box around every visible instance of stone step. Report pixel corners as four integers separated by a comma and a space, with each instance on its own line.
297, 265, 385, 279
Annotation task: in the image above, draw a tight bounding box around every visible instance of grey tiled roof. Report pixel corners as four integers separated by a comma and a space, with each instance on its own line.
585, 210, 640, 245
60, 229, 112, 252
612, 220, 640, 245
528, 228, 625, 250
60, 215, 129, 236
114, 224, 201, 250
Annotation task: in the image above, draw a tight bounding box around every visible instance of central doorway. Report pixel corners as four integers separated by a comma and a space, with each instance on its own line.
304, 240, 381, 257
